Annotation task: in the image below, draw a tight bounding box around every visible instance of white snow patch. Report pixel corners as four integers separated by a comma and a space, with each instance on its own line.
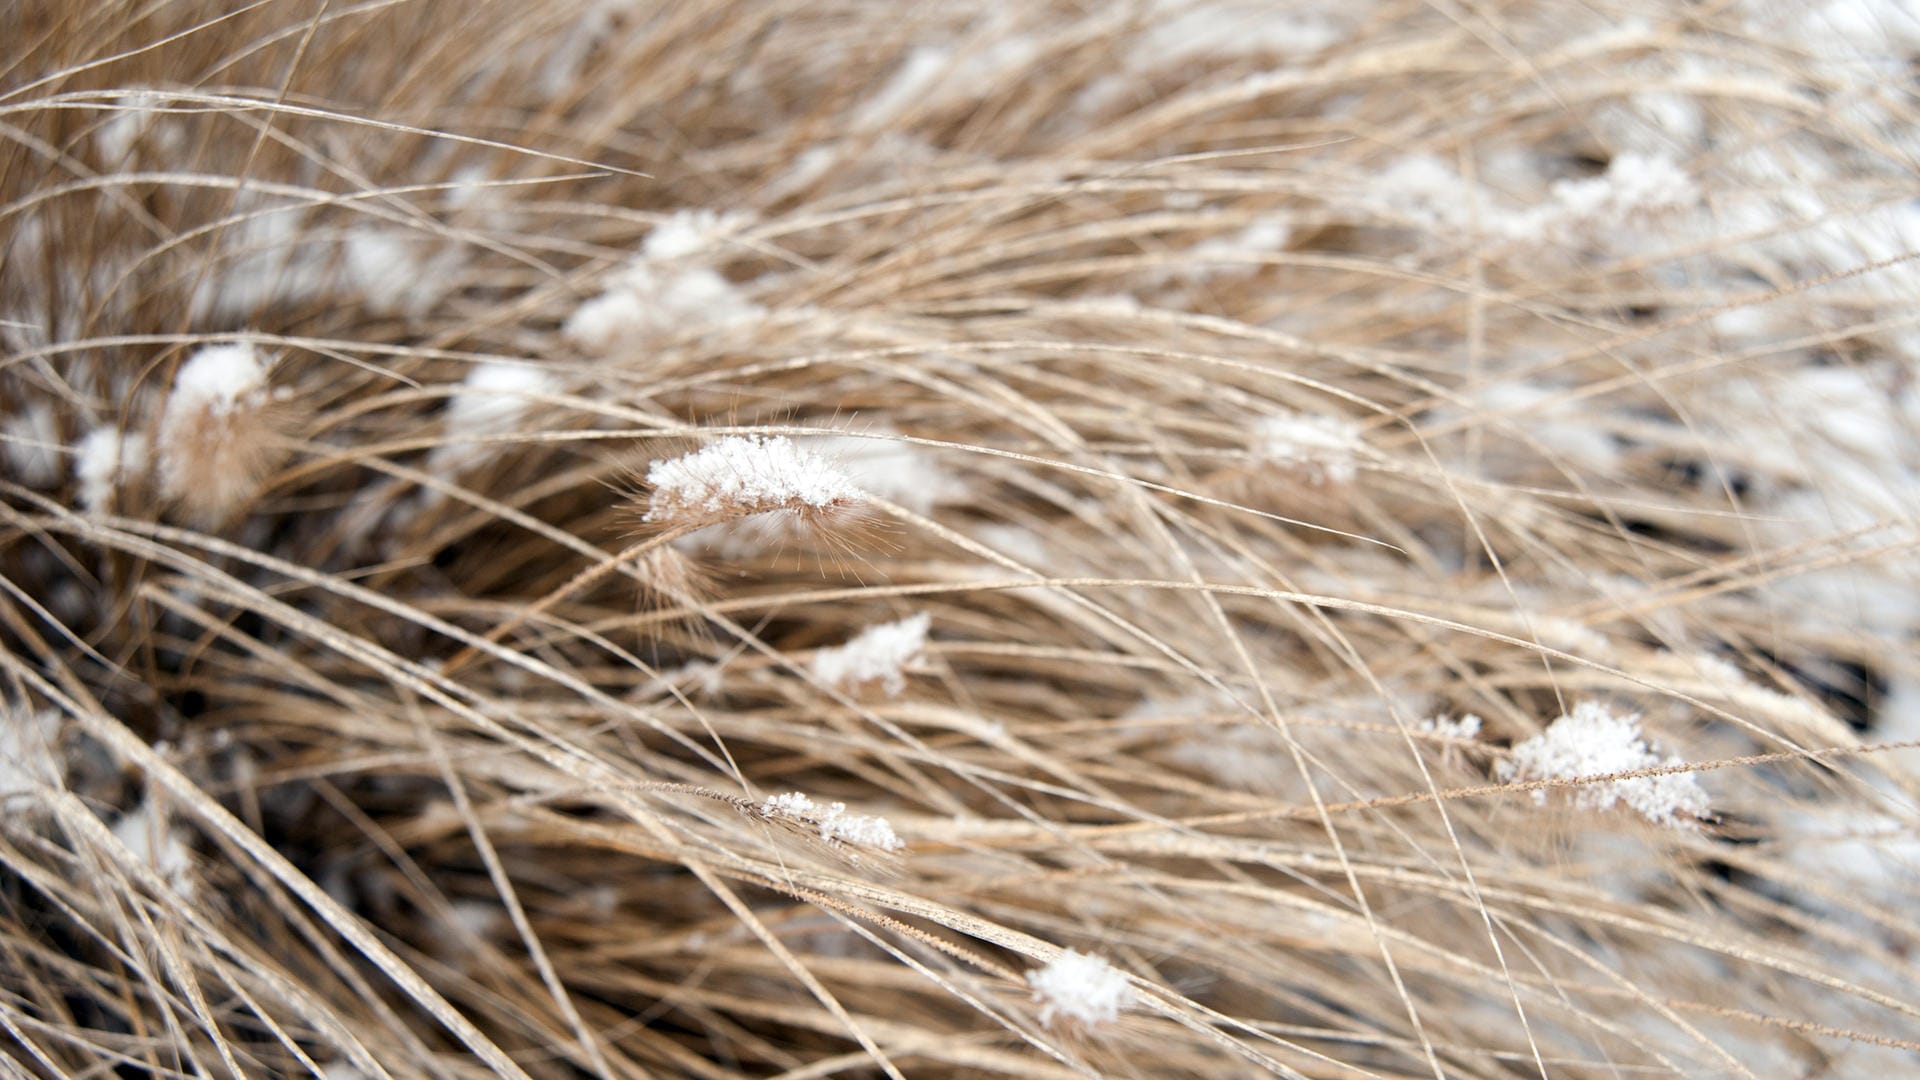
1497, 701, 1709, 828
112, 801, 196, 898
1255, 409, 1364, 484
428, 363, 557, 476
759, 791, 905, 851
812, 613, 930, 697
74, 428, 148, 514
4, 403, 61, 487
646, 435, 865, 525
562, 210, 761, 353
1029, 949, 1134, 1028
0, 705, 62, 800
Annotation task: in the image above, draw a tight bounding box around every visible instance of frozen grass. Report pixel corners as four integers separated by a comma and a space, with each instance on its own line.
3, 1, 1920, 1077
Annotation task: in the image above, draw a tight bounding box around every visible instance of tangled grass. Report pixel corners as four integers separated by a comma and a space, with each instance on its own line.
4, 1, 1920, 1076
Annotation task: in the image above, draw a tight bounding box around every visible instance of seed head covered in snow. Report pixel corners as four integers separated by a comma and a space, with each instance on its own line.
645, 435, 866, 527
1497, 701, 1709, 828
1254, 409, 1364, 485
1029, 949, 1134, 1029
156, 342, 283, 521
812, 613, 930, 696
758, 791, 904, 852
674, 427, 963, 556
0, 704, 62, 801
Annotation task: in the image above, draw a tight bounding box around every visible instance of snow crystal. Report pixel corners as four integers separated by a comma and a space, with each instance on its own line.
645, 436, 866, 525
811, 613, 930, 696
674, 427, 959, 556
1029, 949, 1134, 1028
759, 791, 905, 851
1538, 152, 1697, 236
1497, 701, 1709, 828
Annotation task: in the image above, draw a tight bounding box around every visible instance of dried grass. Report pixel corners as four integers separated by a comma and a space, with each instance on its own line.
3, 1, 1919, 1076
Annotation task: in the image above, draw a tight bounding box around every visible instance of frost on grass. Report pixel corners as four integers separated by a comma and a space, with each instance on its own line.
1497, 701, 1709, 828
74, 427, 148, 515
426, 362, 557, 477
1254, 408, 1364, 485
0, 704, 62, 800
156, 342, 283, 521
758, 791, 904, 852
812, 613, 930, 697
1029, 949, 1134, 1029
645, 435, 866, 528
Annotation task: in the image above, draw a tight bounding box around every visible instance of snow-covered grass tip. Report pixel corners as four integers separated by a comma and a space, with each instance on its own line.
644, 435, 867, 529
812, 613, 930, 697
1029, 949, 1135, 1029
757, 791, 904, 854
156, 342, 285, 523
1496, 701, 1710, 828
